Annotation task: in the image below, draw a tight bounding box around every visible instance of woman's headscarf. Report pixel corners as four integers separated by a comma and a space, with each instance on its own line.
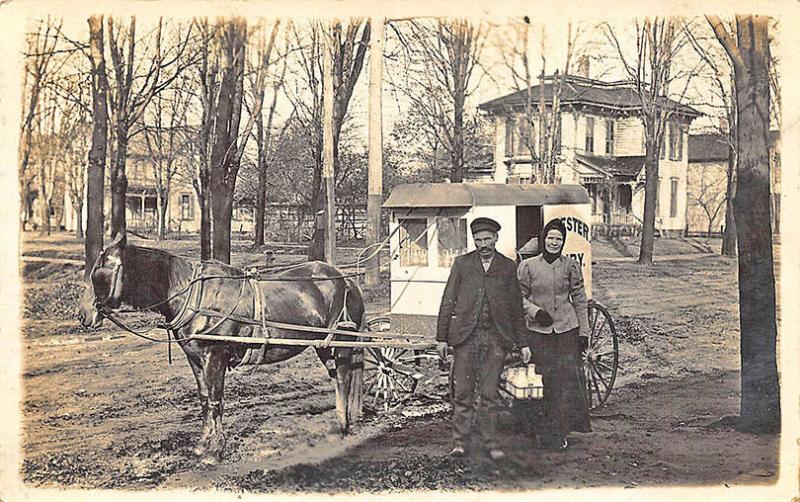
541, 218, 567, 264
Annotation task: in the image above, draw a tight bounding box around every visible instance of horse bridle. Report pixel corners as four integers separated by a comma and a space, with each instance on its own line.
88, 249, 124, 313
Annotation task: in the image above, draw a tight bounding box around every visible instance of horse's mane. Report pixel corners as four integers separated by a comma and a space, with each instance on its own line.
129, 245, 247, 275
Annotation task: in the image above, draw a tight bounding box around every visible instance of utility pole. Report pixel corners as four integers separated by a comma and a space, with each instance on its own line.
538, 26, 547, 183
366, 17, 384, 288
322, 22, 336, 265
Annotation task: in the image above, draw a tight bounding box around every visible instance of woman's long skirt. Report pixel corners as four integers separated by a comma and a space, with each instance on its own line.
528, 328, 591, 436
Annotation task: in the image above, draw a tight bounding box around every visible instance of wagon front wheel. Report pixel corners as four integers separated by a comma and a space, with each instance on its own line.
584, 302, 619, 409
363, 317, 430, 412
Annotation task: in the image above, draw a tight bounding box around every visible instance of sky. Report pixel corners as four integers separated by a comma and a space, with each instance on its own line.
8, 5, 786, 163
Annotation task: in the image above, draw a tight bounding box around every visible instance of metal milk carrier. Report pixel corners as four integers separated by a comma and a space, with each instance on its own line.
373, 182, 619, 409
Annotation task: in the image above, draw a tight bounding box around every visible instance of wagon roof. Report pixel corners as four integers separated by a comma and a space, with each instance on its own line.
383, 183, 590, 208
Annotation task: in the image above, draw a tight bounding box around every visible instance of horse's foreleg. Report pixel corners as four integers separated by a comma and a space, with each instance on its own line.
186, 351, 212, 457
333, 347, 354, 435
201, 346, 228, 465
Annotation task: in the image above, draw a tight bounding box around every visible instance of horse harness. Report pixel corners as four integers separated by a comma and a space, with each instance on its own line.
92, 257, 360, 368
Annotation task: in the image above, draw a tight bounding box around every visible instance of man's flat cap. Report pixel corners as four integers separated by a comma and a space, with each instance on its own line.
470, 217, 501, 234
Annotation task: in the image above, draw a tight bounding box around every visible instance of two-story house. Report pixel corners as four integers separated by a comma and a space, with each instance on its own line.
63, 144, 255, 236
478, 74, 701, 237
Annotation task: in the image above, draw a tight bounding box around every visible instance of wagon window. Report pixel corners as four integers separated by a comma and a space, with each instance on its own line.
399, 218, 428, 266
437, 218, 467, 267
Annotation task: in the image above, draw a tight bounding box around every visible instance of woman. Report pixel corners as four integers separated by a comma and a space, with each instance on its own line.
517, 218, 591, 450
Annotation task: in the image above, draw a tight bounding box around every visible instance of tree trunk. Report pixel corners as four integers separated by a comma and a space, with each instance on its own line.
639, 133, 659, 264
157, 190, 168, 240
75, 200, 84, 240
86, 16, 109, 277
195, 172, 212, 261
451, 94, 465, 183
254, 112, 267, 246
38, 165, 50, 236
110, 127, 128, 238
731, 16, 779, 433
208, 19, 245, 265
211, 176, 233, 263
722, 143, 737, 257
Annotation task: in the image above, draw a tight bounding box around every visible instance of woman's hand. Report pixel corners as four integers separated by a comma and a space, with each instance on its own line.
534, 309, 554, 326
436, 341, 449, 361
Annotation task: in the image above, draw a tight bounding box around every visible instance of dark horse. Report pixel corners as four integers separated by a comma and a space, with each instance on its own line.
78, 232, 365, 464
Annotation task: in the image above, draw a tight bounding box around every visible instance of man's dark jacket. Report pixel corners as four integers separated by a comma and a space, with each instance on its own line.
436, 250, 526, 350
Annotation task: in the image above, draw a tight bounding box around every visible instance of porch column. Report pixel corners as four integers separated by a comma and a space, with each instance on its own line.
141, 194, 145, 228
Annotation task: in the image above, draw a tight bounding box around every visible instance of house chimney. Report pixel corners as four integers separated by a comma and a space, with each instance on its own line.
576, 55, 590, 78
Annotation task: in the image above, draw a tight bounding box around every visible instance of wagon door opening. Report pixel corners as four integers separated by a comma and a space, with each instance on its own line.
516, 206, 543, 259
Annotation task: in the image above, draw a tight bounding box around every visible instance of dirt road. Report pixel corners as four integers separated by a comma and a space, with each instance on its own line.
18, 235, 780, 492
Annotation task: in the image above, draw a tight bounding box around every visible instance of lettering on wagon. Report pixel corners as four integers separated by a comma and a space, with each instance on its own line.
564, 252, 585, 267
559, 216, 590, 241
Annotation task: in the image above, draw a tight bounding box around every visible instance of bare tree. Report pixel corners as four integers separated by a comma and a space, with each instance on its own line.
390, 18, 486, 183
63, 116, 91, 239
19, 18, 61, 230
248, 20, 284, 246
288, 20, 370, 260
686, 161, 726, 237
707, 14, 779, 434
497, 18, 579, 183
142, 80, 193, 240
685, 20, 738, 257
105, 16, 194, 237
207, 17, 246, 263
190, 17, 218, 260
604, 17, 695, 264
86, 15, 110, 276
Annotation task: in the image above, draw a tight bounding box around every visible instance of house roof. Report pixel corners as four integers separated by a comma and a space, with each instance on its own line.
479, 75, 701, 118
575, 154, 645, 180
383, 183, 590, 208
688, 134, 730, 163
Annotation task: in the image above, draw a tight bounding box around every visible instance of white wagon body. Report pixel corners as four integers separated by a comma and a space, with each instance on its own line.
383, 183, 592, 337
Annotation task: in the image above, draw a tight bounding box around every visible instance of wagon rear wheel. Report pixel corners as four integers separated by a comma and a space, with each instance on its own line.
363, 317, 434, 412
584, 302, 619, 409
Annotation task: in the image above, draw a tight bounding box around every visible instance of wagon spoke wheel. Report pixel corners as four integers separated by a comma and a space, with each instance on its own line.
584, 302, 619, 409
363, 317, 425, 412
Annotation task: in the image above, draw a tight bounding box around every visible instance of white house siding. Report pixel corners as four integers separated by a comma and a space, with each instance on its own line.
558, 113, 579, 184
170, 189, 200, 233
615, 117, 645, 156
493, 115, 509, 184
629, 130, 689, 237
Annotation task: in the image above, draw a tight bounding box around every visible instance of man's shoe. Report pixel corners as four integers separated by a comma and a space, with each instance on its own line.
449, 446, 466, 457
488, 448, 506, 460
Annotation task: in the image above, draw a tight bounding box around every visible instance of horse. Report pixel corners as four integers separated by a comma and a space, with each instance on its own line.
78, 231, 365, 464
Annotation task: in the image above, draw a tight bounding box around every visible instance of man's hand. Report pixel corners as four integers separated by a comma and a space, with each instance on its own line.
437, 341, 449, 361
534, 309, 554, 326
521, 346, 532, 363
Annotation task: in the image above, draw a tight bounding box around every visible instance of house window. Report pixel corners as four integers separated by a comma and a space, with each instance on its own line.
505, 117, 515, 156
437, 218, 467, 267
659, 134, 666, 160
399, 218, 428, 266
516, 118, 534, 156
669, 121, 683, 161
605, 120, 614, 155
670, 178, 679, 218
180, 194, 194, 220
585, 117, 595, 153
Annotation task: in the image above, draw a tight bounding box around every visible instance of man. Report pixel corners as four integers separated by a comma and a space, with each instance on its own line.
436, 217, 529, 460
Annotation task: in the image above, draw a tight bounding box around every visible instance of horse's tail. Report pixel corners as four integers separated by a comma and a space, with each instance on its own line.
344, 276, 366, 333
